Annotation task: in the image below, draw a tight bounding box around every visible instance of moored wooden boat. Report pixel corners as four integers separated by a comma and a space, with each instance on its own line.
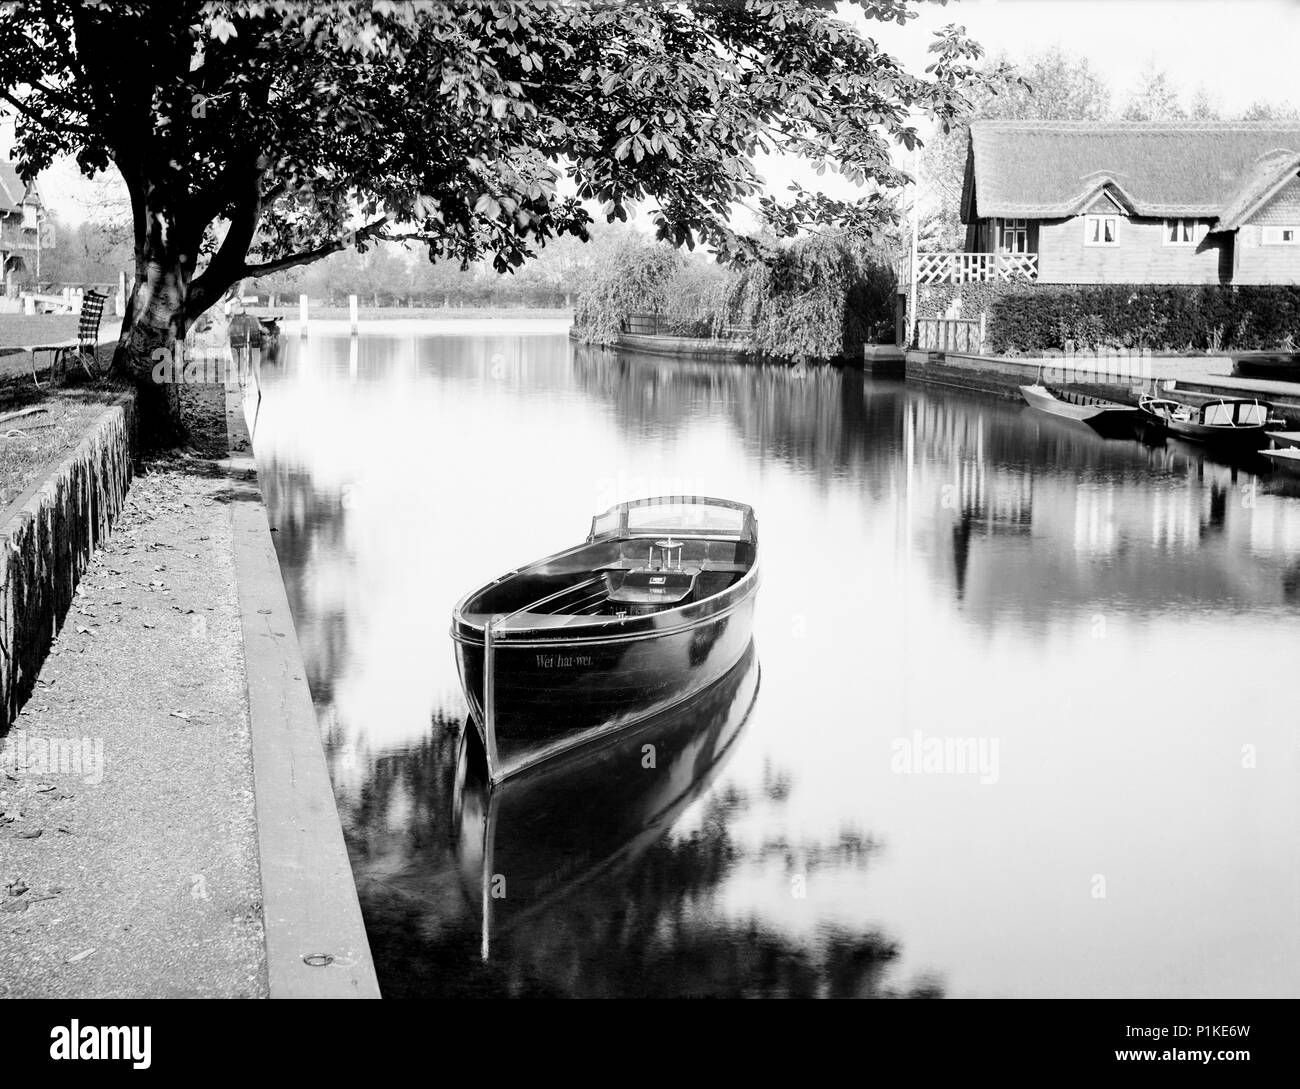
1138, 394, 1280, 446
451, 496, 760, 784
1019, 382, 1138, 432
1261, 448, 1300, 474
1230, 351, 1300, 381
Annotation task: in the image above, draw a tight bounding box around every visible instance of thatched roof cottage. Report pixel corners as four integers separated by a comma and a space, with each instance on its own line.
924, 121, 1300, 286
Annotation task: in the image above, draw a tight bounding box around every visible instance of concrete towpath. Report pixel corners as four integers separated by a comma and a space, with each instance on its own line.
0, 386, 267, 997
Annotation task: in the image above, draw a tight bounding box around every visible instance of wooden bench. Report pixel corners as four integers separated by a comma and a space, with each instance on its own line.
24, 290, 109, 386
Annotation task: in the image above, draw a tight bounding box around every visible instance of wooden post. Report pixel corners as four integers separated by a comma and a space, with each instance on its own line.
298, 293, 308, 332
349, 294, 358, 334
979, 312, 987, 355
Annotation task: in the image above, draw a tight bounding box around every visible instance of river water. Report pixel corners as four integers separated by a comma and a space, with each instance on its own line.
246, 320, 1300, 998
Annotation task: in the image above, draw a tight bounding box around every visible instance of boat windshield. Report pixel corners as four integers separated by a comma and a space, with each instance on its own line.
590, 497, 753, 540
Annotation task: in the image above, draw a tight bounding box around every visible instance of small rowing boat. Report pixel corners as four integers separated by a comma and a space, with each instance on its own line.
1019, 383, 1138, 433
451, 496, 760, 784
1138, 394, 1280, 446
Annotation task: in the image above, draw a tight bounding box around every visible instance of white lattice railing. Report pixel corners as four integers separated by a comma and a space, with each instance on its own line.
904, 252, 1038, 285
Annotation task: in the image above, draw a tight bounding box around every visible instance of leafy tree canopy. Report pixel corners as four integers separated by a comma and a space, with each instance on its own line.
0, 0, 1011, 348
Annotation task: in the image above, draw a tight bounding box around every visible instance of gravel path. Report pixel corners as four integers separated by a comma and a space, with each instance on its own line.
0, 385, 267, 997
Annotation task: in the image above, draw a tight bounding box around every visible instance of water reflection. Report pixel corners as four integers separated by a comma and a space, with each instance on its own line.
250, 324, 1300, 998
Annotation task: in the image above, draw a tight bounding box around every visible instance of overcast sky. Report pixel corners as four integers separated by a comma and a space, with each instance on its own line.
24, 0, 1300, 230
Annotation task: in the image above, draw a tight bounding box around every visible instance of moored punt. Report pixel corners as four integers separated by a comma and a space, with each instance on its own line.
451, 497, 760, 784
1230, 351, 1300, 381
1138, 394, 1280, 446
1019, 382, 1138, 434
1266, 431, 1300, 450
1261, 448, 1300, 474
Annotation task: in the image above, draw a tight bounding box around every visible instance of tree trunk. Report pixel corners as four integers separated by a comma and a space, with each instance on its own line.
112, 232, 192, 450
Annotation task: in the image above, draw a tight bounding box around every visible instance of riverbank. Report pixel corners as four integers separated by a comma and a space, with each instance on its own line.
0, 363, 381, 997
903, 348, 1300, 427
0, 385, 266, 997
249, 305, 571, 323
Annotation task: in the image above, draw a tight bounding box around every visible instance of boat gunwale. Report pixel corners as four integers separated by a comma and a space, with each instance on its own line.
450, 531, 760, 645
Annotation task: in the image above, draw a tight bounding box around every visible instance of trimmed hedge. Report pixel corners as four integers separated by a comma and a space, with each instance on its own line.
915, 281, 1008, 321
985, 284, 1300, 354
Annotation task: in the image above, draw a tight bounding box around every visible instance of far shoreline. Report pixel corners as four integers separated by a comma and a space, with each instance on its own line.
246, 305, 573, 324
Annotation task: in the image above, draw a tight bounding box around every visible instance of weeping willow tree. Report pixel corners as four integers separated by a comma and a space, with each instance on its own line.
722, 232, 897, 363
574, 237, 683, 344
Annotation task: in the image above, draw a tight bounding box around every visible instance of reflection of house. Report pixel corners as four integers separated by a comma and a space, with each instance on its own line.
914, 121, 1300, 286
0, 157, 41, 296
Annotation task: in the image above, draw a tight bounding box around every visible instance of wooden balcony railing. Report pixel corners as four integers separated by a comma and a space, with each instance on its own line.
902, 252, 1038, 285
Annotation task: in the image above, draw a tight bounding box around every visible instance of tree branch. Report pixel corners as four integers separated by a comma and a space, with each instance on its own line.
238, 218, 391, 279
0, 90, 90, 136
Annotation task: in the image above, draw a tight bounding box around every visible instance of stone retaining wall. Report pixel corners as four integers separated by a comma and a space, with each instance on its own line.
0, 397, 136, 728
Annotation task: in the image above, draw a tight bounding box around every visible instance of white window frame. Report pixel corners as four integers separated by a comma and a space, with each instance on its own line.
1163, 218, 1207, 247
996, 217, 1029, 254
1084, 213, 1121, 247
1261, 225, 1300, 245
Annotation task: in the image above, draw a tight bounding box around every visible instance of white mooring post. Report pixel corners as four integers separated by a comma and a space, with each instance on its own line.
298, 293, 309, 332
349, 293, 359, 334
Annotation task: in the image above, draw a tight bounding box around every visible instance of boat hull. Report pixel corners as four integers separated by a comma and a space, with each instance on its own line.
1138, 407, 1271, 446
455, 589, 757, 782
1266, 431, 1300, 450
1263, 448, 1300, 474
1019, 384, 1137, 434
1231, 352, 1300, 381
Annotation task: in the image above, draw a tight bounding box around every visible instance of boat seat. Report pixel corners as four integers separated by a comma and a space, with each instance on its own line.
607, 569, 698, 608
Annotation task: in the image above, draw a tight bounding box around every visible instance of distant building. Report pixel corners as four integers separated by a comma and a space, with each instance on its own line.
1, 157, 42, 296
914, 121, 1300, 287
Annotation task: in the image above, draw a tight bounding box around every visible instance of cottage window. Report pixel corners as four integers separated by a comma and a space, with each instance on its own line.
997, 218, 1028, 254
1084, 214, 1120, 246
1163, 219, 1206, 246
1262, 226, 1299, 245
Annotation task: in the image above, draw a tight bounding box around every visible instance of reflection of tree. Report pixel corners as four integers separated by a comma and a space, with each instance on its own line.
257, 456, 353, 707
570, 344, 906, 495
906, 387, 1300, 621
470, 783, 935, 999
330, 689, 942, 998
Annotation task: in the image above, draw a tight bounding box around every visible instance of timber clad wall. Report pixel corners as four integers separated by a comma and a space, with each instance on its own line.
1033, 217, 1232, 285
1235, 180, 1300, 283
0, 398, 136, 728
1235, 225, 1300, 283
